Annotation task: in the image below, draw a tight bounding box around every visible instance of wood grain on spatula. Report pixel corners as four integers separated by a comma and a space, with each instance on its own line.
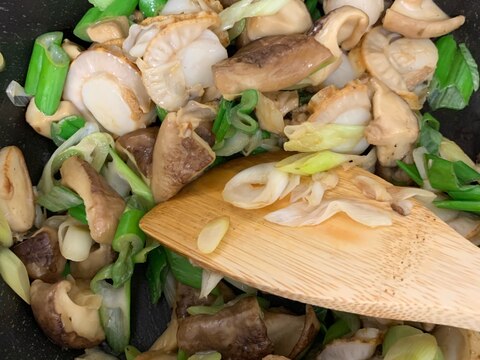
140, 152, 480, 331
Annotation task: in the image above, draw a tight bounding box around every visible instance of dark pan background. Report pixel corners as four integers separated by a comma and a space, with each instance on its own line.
0, 1, 478, 359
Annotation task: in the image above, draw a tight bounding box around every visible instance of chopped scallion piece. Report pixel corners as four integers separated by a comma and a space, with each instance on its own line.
397, 161, 424, 187
145, 246, 168, 304
51, 116, 86, 146
305, 0, 322, 21
156, 106, 168, 121
428, 35, 479, 110
418, 113, 442, 155
68, 204, 88, 225
434, 200, 480, 213
88, 0, 114, 11
0, 247, 31, 304
139, 0, 167, 17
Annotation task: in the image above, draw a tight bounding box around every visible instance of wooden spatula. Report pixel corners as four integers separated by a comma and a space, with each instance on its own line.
140, 152, 480, 331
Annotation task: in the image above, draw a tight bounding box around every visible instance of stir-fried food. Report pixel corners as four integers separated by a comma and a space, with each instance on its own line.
2, 0, 480, 359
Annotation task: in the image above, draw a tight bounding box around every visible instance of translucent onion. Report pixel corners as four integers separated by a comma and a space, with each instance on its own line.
439, 138, 476, 169
388, 187, 437, 203
242, 130, 263, 156
6, 80, 32, 107
223, 162, 290, 209
215, 131, 251, 157
279, 174, 301, 199
101, 161, 131, 198
58, 219, 93, 261
384, 333, 441, 360
265, 199, 392, 228
163, 271, 177, 308
224, 277, 257, 295
290, 179, 326, 207
0, 247, 30, 304
382, 325, 424, 356
199, 269, 224, 299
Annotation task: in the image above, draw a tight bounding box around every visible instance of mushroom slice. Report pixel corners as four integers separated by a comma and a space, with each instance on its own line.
0, 146, 35, 233
12, 226, 66, 283
26, 99, 81, 139
240, 0, 312, 44
86, 16, 130, 43
116, 127, 159, 184
151, 102, 216, 202
30, 276, 104, 349
140, 13, 227, 111
365, 79, 419, 167
433, 326, 480, 360
302, 6, 369, 86
177, 296, 274, 359
265, 305, 320, 358
60, 156, 126, 244
63, 47, 154, 135
70, 244, 117, 280
361, 26, 438, 109
323, 0, 384, 28
383, 0, 465, 39
81, 73, 155, 136
317, 328, 382, 360
213, 34, 333, 95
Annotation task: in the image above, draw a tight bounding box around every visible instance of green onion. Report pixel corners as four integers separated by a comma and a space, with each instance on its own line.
37, 185, 83, 212
418, 113, 442, 155
0, 247, 31, 304
91, 264, 131, 354
228, 18, 246, 41
187, 304, 225, 316
426, 154, 480, 192
397, 161, 424, 187
125, 345, 141, 360
51, 116, 86, 147
212, 99, 233, 143
276, 151, 360, 176
74, 0, 139, 42
382, 325, 424, 356
0, 212, 12, 248
34, 44, 70, 115
139, 0, 167, 17
188, 352, 222, 360
89, 0, 115, 11
165, 249, 203, 289
156, 106, 168, 122
448, 186, 480, 201
305, 0, 322, 21
428, 35, 479, 110
109, 149, 155, 210
145, 246, 168, 304
111, 207, 146, 287
434, 200, 480, 212
68, 204, 88, 224
133, 236, 160, 264
177, 350, 189, 360
24, 32, 63, 95
384, 333, 440, 360
229, 90, 259, 134
323, 311, 360, 345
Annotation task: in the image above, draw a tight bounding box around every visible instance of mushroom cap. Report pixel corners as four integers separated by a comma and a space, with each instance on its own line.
323, 0, 384, 28
12, 226, 66, 282
0, 146, 35, 233
383, 0, 465, 38
151, 102, 216, 202
241, 0, 312, 44
361, 26, 438, 109
60, 156, 126, 244
213, 34, 333, 94
30, 277, 104, 349
115, 126, 159, 183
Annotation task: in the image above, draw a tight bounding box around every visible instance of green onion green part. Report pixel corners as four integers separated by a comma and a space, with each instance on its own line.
0, 247, 31, 304
24, 32, 63, 96
139, 0, 167, 17
51, 116, 86, 147
91, 264, 131, 354
397, 161, 424, 187
145, 246, 168, 304
305, 0, 322, 21
156, 106, 168, 121
165, 249, 203, 289
418, 113, 442, 155
111, 207, 146, 287
74, 0, 139, 41
125, 345, 141, 360
88, 0, 115, 11
68, 204, 88, 225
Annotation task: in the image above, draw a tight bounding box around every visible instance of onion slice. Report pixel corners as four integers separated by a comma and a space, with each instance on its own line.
200, 269, 224, 299
222, 163, 290, 209
265, 199, 392, 227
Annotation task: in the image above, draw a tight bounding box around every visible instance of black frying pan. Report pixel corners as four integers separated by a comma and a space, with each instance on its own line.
0, 1, 479, 359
